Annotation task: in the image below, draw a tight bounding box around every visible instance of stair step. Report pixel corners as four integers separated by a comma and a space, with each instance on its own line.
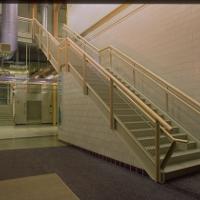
146, 143, 176, 155
131, 128, 155, 137
161, 149, 200, 165
124, 121, 151, 129
164, 158, 200, 180
114, 108, 138, 115
113, 103, 133, 109
146, 141, 196, 155
138, 133, 187, 146
117, 114, 144, 122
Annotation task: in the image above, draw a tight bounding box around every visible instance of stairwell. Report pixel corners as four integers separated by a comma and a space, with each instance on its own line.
30, 17, 200, 183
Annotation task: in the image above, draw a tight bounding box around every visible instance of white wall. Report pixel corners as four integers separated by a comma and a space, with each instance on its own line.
68, 4, 119, 33
67, 4, 200, 103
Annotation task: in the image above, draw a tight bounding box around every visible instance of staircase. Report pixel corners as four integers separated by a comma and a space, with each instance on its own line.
26, 17, 200, 183
0, 105, 14, 126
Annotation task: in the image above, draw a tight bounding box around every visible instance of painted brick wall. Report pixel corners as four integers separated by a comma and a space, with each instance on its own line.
58, 70, 142, 168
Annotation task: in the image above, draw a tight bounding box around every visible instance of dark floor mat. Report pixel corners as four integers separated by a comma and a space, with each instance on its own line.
0, 146, 199, 200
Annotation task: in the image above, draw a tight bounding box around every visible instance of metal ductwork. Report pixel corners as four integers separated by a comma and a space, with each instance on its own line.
0, 4, 18, 59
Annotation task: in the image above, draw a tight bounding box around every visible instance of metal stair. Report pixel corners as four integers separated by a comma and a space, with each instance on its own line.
71, 62, 200, 182
30, 17, 200, 183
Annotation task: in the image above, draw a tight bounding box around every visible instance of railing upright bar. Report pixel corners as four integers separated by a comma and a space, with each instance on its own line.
109, 48, 112, 69
47, 34, 49, 60
165, 86, 169, 112
83, 55, 88, 95
65, 39, 69, 72
155, 121, 161, 182
109, 78, 114, 129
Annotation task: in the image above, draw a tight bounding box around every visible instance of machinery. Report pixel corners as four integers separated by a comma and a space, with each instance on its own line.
15, 82, 55, 125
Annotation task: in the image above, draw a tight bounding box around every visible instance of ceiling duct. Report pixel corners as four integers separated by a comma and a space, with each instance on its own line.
0, 4, 18, 59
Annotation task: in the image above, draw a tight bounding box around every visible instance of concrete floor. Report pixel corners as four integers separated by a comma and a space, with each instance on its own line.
0, 136, 65, 151
0, 124, 65, 151
0, 125, 58, 140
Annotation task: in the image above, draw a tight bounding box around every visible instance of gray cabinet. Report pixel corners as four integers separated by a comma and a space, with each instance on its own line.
15, 84, 27, 124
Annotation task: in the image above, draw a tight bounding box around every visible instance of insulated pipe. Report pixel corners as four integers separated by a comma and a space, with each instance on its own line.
42, 4, 48, 30
1, 4, 18, 57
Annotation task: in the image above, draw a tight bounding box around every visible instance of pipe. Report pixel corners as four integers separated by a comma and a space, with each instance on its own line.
42, 4, 48, 30
1, 4, 18, 58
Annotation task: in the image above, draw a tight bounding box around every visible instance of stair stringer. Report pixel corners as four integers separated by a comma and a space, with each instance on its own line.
67, 63, 158, 181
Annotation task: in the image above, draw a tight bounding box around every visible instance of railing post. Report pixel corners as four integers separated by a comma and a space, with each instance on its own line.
65, 39, 69, 72
155, 120, 161, 182
109, 78, 115, 129
109, 48, 112, 69
165, 87, 169, 113
12, 83, 16, 123
57, 47, 61, 69
32, 19, 34, 40
133, 67, 136, 86
99, 52, 101, 65
47, 34, 49, 60
25, 43, 28, 69
52, 83, 57, 126
39, 27, 41, 48
83, 55, 88, 95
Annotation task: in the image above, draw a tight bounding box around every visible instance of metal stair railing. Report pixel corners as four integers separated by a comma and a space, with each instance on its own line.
19, 17, 189, 183
65, 37, 188, 183
62, 23, 200, 142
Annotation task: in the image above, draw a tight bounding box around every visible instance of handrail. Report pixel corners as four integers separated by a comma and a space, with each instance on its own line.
17, 16, 190, 144
67, 36, 189, 180
63, 24, 99, 52
160, 127, 188, 144
18, 16, 32, 22
33, 18, 60, 46
34, 18, 188, 146
68, 37, 175, 133
19, 17, 191, 181
101, 46, 200, 114
62, 23, 200, 117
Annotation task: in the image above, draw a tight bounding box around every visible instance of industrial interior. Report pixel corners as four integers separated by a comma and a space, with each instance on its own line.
0, 3, 200, 200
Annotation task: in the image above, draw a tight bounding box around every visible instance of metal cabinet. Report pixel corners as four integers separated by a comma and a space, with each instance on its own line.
15, 83, 27, 124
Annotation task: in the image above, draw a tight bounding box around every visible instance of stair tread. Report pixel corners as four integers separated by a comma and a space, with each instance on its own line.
146, 140, 196, 150
137, 133, 187, 140
146, 143, 172, 150
164, 158, 200, 173
160, 148, 200, 160
124, 121, 148, 124
117, 114, 142, 117
131, 127, 154, 132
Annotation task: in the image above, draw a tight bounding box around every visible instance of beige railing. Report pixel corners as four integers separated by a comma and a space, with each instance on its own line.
65, 37, 188, 182
62, 23, 200, 140
20, 17, 190, 182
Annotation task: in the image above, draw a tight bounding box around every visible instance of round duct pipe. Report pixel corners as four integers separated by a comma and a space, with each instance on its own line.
1, 4, 18, 59
42, 4, 48, 30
